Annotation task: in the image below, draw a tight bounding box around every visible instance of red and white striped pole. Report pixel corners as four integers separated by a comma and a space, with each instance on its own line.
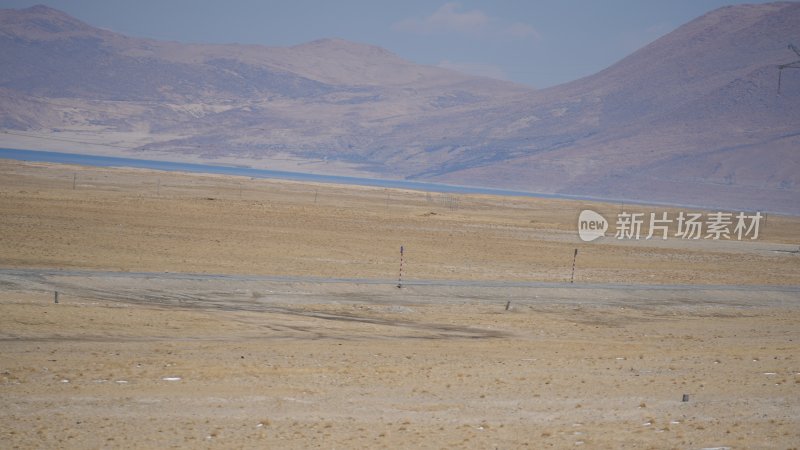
570, 248, 578, 284
397, 245, 404, 288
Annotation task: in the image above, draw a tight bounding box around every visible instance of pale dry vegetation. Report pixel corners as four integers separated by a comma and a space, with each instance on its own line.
1, 160, 798, 449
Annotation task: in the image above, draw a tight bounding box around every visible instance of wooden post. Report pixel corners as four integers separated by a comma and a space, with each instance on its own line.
505, 301, 511, 311
54, 291, 59, 304
72, 173, 76, 190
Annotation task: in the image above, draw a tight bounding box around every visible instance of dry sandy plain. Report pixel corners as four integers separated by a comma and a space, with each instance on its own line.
1, 159, 799, 449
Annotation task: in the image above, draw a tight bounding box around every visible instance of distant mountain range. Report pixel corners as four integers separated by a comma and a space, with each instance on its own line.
1, 4, 799, 213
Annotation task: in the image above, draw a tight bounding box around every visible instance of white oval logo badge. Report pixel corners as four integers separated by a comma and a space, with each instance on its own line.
578, 210, 608, 242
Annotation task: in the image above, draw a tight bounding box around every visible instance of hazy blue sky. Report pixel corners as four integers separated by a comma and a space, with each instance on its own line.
0, 0, 785, 87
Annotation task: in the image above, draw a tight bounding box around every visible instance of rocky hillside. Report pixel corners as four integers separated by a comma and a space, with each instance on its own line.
1, 4, 798, 213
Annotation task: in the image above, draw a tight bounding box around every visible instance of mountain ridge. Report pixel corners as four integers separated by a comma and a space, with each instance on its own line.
1, 3, 798, 213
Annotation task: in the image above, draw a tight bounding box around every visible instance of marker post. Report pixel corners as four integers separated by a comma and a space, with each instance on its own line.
397, 245, 404, 288
570, 248, 578, 284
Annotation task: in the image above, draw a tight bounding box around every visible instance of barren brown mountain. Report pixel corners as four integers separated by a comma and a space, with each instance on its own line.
1, 3, 799, 213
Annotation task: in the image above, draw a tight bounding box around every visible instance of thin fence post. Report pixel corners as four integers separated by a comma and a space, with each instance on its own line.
397, 245, 404, 288
570, 248, 578, 284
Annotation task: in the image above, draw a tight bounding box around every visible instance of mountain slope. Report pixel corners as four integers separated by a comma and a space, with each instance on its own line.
426, 2, 800, 213
0, 5, 532, 175
1, 4, 799, 213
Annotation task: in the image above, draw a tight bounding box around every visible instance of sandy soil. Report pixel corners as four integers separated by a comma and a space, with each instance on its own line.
1, 159, 799, 449
1, 160, 798, 285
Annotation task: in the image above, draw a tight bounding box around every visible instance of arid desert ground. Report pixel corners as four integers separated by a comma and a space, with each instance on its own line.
1, 159, 799, 449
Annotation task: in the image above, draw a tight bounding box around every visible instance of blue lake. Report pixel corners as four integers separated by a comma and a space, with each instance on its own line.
0, 147, 579, 199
